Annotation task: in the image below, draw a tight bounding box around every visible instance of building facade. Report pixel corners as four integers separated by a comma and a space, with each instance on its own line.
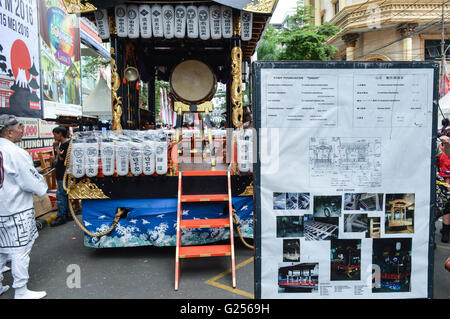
306, 0, 450, 62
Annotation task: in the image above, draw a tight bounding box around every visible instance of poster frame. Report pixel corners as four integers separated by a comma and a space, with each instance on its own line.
252, 60, 439, 299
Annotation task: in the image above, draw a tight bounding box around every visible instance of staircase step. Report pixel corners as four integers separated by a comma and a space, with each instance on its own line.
181, 218, 230, 229
179, 245, 231, 258
181, 194, 229, 202
182, 170, 228, 176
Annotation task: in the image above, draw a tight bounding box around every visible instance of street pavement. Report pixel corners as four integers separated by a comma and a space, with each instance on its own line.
0, 213, 448, 300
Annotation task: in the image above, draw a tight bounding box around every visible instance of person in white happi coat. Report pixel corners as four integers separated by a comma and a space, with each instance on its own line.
0, 114, 48, 299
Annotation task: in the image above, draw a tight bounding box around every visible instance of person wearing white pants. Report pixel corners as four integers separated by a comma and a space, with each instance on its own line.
0, 115, 48, 299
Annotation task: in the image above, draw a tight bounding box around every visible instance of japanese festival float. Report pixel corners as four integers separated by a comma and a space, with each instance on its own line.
59, 0, 276, 289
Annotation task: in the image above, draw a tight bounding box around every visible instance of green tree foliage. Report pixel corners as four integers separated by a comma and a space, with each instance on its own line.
82, 55, 110, 79
258, 2, 340, 61
257, 24, 279, 61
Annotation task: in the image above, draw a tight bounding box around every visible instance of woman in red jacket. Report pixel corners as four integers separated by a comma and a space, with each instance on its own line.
437, 133, 450, 243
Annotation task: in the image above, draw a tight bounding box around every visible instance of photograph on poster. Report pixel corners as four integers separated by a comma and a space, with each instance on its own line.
273, 192, 286, 210
283, 239, 300, 262
313, 195, 342, 217
366, 217, 381, 238
330, 239, 361, 281
277, 216, 304, 238
384, 194, 415, 234
304, 215, 339, 240
298, 193, 310, 210
286, 193, 298, 210
372, 238, 412, 293
278, 263, 319, 293
344, 213, 368, 233
344, 193, 383, 211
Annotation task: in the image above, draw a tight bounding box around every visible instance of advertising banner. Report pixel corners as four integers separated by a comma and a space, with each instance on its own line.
39, 0, 81, 119
0, 0, 41, 118
253, 61, 438, 299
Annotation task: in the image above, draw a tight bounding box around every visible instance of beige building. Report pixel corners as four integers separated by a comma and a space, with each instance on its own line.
305, 0, 450, 62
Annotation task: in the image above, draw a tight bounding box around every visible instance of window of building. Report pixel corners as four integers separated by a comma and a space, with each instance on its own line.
424, 39, 450, 60
334, 1, 339, 15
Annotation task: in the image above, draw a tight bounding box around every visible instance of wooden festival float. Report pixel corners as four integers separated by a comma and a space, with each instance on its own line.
60, 0, 275, 289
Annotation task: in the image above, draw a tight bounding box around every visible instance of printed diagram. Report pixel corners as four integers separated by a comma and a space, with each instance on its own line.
309, 137, 382, 188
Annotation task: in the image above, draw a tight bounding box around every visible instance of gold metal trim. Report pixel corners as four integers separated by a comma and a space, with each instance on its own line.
110, 47, 123, 131
244, 0, 276, 14
239, 182, 254, 196
67, 177, 109, 199
231, 46, 243, 128
62, 0, 97, 14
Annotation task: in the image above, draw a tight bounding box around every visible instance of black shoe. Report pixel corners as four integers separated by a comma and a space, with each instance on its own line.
443, 231, 449, 243
50, 217, 66, 227
442, 224, 450, 243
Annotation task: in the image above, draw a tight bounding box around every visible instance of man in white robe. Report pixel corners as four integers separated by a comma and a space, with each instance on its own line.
0, 114, 48, 299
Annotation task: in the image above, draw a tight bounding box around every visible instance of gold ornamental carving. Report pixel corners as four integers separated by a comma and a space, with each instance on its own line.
244, 0, 276, 14
110, 48, 123, 131
231, 46, 243, 128
62, 0, 96, 14
239, 182, 254, 197
67, 177, 109, 200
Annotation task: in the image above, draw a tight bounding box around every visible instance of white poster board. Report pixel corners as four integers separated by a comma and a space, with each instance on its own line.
253, 62, 438, 299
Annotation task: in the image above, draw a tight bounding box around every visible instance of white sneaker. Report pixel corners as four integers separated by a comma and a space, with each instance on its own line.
14, 287, 47, 299
0, 285, 9, 295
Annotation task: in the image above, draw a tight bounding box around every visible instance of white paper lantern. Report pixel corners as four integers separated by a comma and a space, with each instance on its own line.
155, 142, 167, 175
174, 5, 186, 39
139, 4, 152, 38
94, 9, 110, 40
152, 4, 163, 37
85, 142, 99, 178
237, 132, 252, 173
115, 5, 128, 37
210, 5, 221, 40
221, 6, 233, 39
129, 142, 143, 176
186, 5, 198, 38
127, 5, 140, 39
142, 140, 155, 175
241, 11, 253, 41
198, 6, 210, 40
162, 5, 175, 39
115, 142, 129, 176
100, 141, 115, 176
71, 141, 85, 178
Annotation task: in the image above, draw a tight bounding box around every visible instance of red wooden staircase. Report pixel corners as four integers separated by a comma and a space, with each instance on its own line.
174, 170, 236, 290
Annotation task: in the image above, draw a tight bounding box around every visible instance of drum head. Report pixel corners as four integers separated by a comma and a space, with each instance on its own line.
170, 60, 216, 104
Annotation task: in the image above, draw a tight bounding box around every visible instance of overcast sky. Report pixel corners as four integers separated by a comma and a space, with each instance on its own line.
270, 0, 298, 24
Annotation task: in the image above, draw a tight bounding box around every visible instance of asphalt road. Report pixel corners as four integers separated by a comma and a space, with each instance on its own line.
0, 214, 255, 300
0, 214, 448, 301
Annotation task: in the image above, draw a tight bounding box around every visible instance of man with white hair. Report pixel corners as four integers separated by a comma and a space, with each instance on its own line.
0, 114, 47, 299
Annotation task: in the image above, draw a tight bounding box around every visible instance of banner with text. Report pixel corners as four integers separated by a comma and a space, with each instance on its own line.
0, 0, 41, 118
39, 0, 82, 119
253, 61, 438, 299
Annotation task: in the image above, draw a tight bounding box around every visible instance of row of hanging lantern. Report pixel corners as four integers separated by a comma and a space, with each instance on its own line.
94, 4, 253, 41
70, 130, 169, 178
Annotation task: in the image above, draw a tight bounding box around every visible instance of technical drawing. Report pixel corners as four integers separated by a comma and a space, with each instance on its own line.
309, 137, 382, 188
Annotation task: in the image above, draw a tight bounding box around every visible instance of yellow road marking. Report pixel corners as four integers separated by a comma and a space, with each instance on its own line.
436, 245, 450, 250
204, 257, 254, 299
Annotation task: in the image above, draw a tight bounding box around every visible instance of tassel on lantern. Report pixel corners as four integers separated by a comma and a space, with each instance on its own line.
136, 82, 139, 90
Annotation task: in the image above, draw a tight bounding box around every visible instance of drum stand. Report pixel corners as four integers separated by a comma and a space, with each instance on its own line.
173, 101, 216, 167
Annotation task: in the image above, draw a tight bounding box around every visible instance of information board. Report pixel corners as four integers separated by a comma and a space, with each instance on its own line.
253, 61, 438, 299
